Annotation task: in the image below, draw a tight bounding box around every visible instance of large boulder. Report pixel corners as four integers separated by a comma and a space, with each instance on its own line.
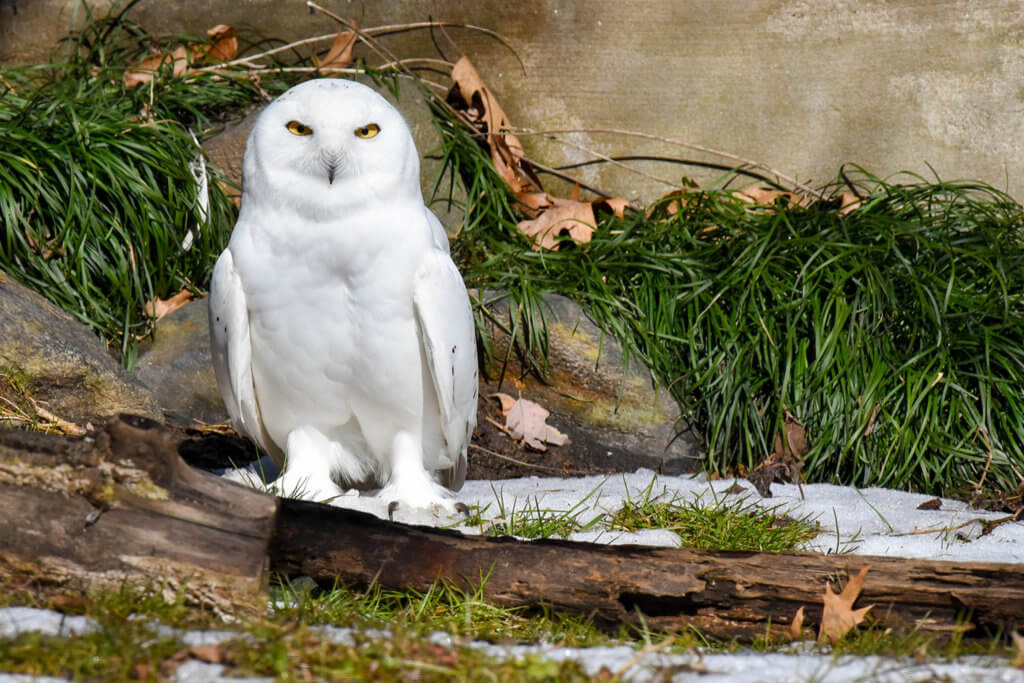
134, 299, 228, 426
0, 271, 161, 423
473, 292, 704, 478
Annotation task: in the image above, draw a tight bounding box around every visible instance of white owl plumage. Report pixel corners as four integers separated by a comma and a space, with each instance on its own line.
209, 78, 478, 513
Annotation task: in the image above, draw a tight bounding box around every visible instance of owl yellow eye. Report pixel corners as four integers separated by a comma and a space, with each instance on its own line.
355, 123, 380, 139
286, 120, 313, 136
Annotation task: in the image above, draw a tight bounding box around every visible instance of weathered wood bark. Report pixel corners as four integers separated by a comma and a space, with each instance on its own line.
0, 415, 276, 613
4, 417, 1024, 640
271, 497, 1024, 640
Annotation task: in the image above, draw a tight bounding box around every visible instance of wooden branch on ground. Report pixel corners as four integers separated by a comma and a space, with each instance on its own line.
0, 416, 276, 615
3, 416, 1023, 640
270, 497, 1024, 640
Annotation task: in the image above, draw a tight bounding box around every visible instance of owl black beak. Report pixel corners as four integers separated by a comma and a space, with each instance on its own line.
327, 163, 337, 185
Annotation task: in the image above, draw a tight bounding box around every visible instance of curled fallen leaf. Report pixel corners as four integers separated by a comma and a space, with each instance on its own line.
124, 25, 238, 88
517, 196, 596, 251
491, 392, 570, 451
818, 565, 874, 643
314, 25, 357, 70
789, 605, 806, 641
449, 56, 540, 196
145, 289, 194, 320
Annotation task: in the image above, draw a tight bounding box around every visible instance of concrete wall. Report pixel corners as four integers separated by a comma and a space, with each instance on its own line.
4, 0, 1024, 203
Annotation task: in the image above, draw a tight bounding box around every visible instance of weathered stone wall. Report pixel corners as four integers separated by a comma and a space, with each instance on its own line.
4, 0, 1024, 202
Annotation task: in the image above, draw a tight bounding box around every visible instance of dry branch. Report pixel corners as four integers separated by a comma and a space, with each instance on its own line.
270, 498, 1024, 640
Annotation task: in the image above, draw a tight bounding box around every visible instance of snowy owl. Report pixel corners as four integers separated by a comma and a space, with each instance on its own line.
209, 78, 477, 514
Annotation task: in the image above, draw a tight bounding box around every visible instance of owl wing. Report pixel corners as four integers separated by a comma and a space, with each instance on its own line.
209, 247, 282, 461
413, 229, 478, 492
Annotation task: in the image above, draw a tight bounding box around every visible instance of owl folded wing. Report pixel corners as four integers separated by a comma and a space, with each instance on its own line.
209, 247, 282, 460
412, 246, 478, 491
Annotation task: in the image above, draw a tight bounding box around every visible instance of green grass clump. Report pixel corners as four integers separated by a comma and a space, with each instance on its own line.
0, 10, 281, 366
464, 482, 607, 539
434, 94, 1024, 499
610, 490, 820, 552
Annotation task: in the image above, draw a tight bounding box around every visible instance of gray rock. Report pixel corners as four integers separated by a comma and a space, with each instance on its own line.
135, 299, 228, 426
0, 271, 161, 423
477, 291, 704, 476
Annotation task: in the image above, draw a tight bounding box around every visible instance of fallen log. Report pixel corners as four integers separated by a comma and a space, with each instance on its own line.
270, 497, 1024, 640
3, 416, 1023, 640
0, 415, 276, 615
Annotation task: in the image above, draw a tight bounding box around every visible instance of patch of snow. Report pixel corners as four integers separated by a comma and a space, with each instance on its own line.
0, 608, 96, 639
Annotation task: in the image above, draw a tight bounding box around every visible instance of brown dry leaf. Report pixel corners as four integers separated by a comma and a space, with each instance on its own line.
145, 289, 193, 320
205, 24, 238, 63
314, 25, 357, 70
836, 191, 863, 216
125, 52, 172, 87
917, 497, 943, 511
736, 184, 814, 209
773, 411, 809, 463
517, 197, 596, 251
188, 644, 225, 664
789, 605, 806, 641
450, 57, 539, 195
492, 392, 569, 451
818, 565, 874, 643
489, 392, 518, 415
594, 196, 630, 219
125, 25, 237, 87
1012, 631, 1024, 668
514, 191, 554, 218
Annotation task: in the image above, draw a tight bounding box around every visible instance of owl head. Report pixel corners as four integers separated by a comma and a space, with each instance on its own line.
242, 79, 421, 214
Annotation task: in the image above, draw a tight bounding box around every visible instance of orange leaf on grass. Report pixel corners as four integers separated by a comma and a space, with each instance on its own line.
517, 197, 596, 251
124, 25, 238, 87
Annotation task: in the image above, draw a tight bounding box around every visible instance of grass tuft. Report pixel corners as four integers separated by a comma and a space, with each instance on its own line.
0, 9, 287, 366
434, 95, 1024, 501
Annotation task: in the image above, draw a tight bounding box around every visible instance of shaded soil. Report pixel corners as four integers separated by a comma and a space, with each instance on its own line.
170, 396, 690, 481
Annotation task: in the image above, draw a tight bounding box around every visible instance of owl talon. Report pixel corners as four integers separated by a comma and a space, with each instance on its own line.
387, 500, 400, 521
455, 502, 470, 516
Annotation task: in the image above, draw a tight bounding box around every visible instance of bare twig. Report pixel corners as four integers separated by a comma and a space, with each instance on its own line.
511, 126, 825, 199
610, 634, 679, 682
468, 443, 585, 475
28, 399, 90, 436
526, 132, 683, 191
197, 21, 513, 73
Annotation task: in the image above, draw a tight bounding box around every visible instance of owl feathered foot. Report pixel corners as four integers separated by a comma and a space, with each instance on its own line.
377, 432, 469, 523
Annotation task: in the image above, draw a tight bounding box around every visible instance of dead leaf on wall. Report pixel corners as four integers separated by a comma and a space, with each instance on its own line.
205, 24, 238, 63
490, 392, 570, 451
314, 25, 357, 70
818, 565, 874, 643
449, 57, 540, 196
124, 25, 239, 87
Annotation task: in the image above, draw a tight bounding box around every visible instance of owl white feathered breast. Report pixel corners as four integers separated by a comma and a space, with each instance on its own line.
209, 79, 477, 512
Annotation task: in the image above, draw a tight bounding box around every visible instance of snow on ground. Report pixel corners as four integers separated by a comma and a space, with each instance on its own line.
3, 608, 1024, 682
3, 470, 1023, 681
450, 469, 1024, 563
